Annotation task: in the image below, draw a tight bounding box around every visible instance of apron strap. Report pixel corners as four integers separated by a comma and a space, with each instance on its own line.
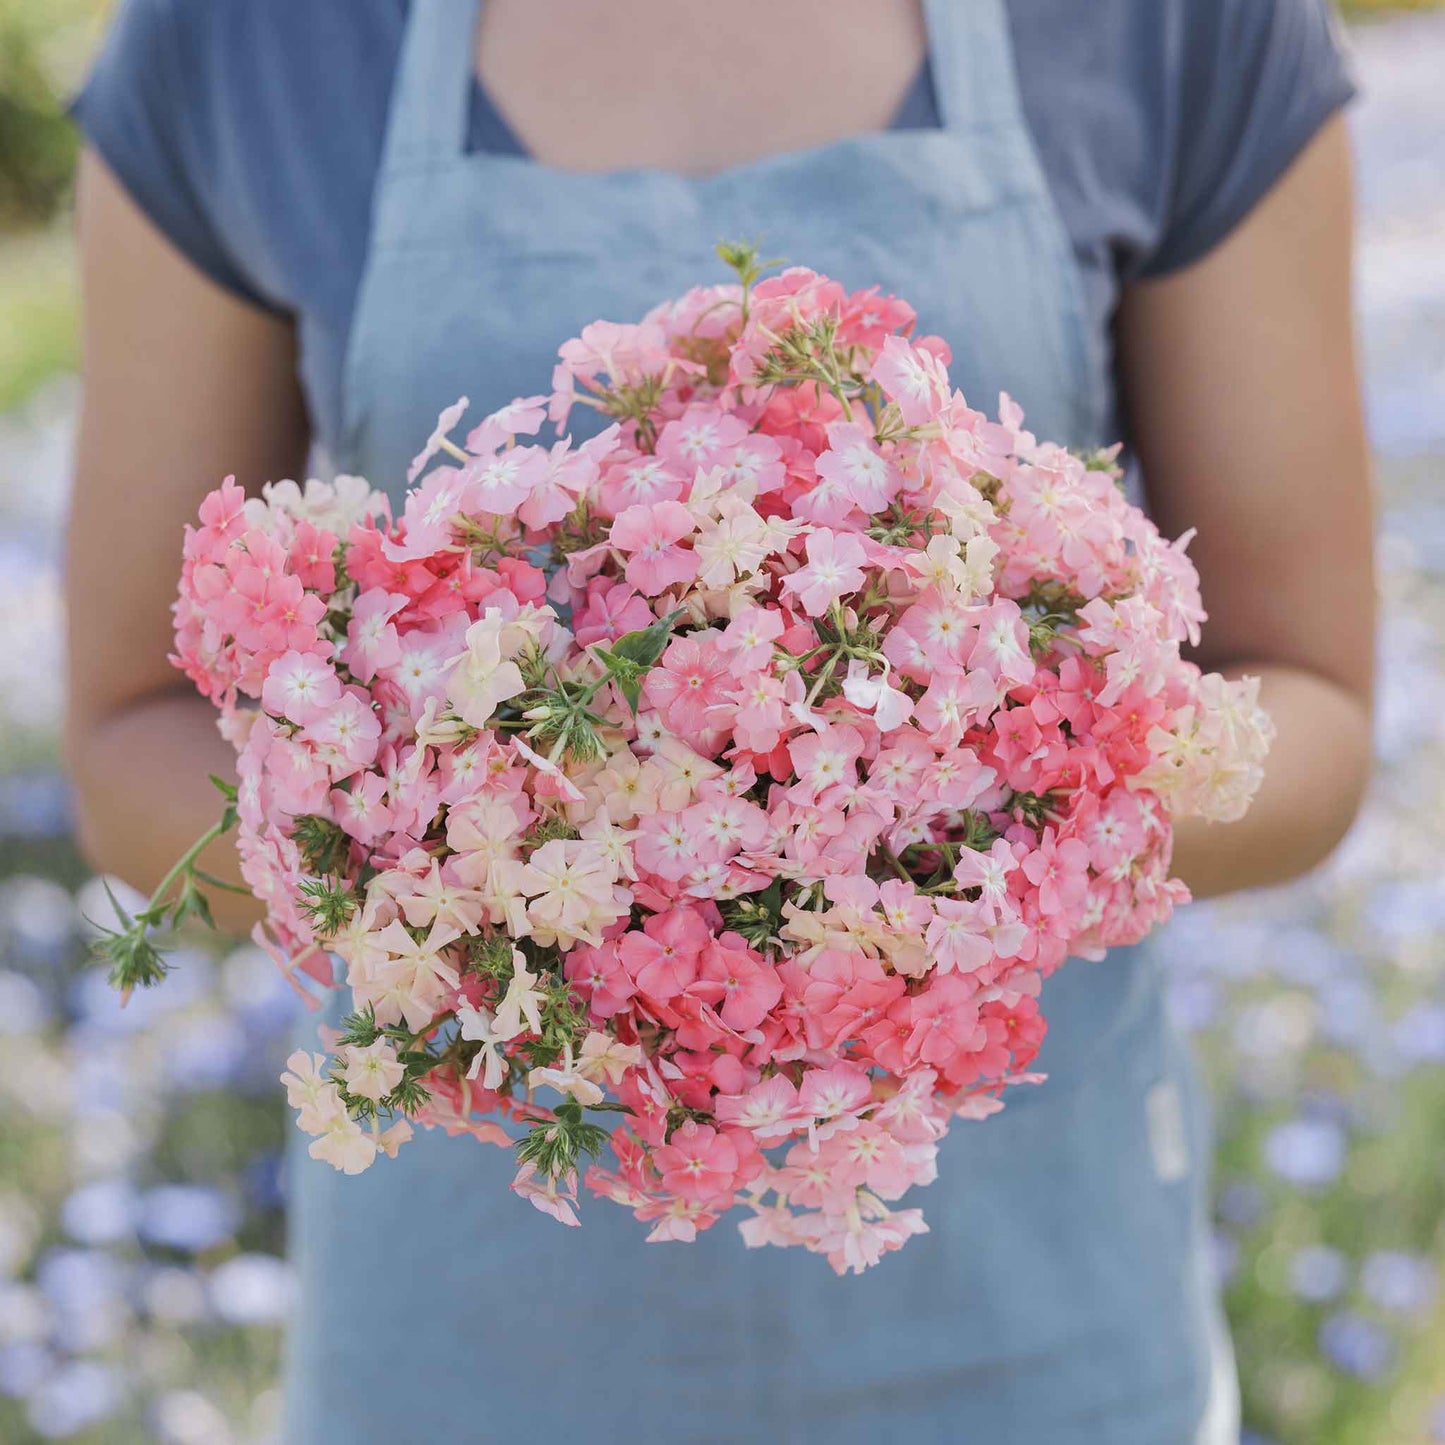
922, 0, 1028, 136
383, 0, 1030, 168
379, 0, 480, 174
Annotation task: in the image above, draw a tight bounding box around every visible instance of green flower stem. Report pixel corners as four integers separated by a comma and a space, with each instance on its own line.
140, 816, 232, 925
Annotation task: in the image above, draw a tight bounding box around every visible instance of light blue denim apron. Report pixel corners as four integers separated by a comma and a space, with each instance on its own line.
283, 2, 1239, 1439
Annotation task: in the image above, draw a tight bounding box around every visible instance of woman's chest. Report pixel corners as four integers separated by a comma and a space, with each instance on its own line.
474, 0, 927, 175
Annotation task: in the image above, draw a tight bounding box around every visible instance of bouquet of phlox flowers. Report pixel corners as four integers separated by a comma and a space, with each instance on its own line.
97, 244, 1271, 1274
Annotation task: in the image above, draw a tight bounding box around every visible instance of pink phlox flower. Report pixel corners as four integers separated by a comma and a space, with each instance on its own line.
511, 1162, 581, 1227
718, 606, 784, 670
814, 422, 903, 515
463, 394, 547, 454
951, 838, 1020, 923
797, 1062, 873, 1144
563, 942, 637, 1019
870, 334, 950, 426
597, 452, 686, 516
713, 1075, 803, 1144
651, 1121, 740, 1206
779, 529, 868, 617
609, 500, 699, 596
642, 633, 733, 741
786, 724, 865, 801
330, 771, 392, 845
1019, 827, 1092, 918
299, 690, 382, 777
655, 405, 752, 476
841, 660, 914, 732
572, 577, 654, 648
688, 937, 783, 1031
261, 650, 342, 725
406, 396, 468, 484
925, 897, 995, 976
344, 589, 407, 684
616, 906, 711, 1004
396, 859, 484, 934
458, 444, 550, 518
913, 668, 998, 747
382, 466, 468, 562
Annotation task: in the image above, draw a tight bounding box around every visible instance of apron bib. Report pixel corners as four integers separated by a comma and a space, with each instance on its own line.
284, 3, 1238, 1440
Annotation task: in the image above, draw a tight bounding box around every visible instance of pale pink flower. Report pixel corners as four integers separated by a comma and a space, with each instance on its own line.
511, 1162, 581, 1227
340, 1038, 405, 1103
780, 530, 868, 617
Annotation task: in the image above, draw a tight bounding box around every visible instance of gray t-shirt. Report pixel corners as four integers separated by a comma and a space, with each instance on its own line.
74, 0, 1355, 453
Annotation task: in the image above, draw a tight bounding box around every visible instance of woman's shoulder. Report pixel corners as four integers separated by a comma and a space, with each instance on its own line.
1012, 0, 1355, 280
108, 0, 406, 50
73, 0, 410, 311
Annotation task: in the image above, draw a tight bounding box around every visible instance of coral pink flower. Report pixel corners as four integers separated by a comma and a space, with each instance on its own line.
652, 1122, 740, 1205
617, 905, 711, 1003
261, 651, 342, 725
689, 938, 782, 1031
642, 634, 733, 740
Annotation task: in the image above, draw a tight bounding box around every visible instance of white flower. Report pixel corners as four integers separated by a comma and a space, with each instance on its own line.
458, 1003, 510, 1089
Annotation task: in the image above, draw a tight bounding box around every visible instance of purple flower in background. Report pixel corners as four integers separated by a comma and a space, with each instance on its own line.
1361, 1251, 1437, 1315
1263, 1119, 1347, 1189
138, 1186, 239, 1254
1393, 1005, 1445, 1066
27, 1360, 125, 1438
0, 970, 50, 1035
60, 1179, 138, 1246
1289, 1246, 1349, 1303
0, 1342, 52, 1400
1318, 1311, 1395, 1380
1216, 1181, 1267, 1228
162, 1014, 249, 1092
208, 1254, 293, 1326
0, 772, 72, 841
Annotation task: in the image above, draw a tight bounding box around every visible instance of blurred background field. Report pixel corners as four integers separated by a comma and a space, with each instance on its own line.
1, 2, 1443, 1442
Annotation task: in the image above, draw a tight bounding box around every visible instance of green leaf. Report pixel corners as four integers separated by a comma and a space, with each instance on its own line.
173, 874, 215, 931
209, 773, 241, 832
608, 610, 682, 668
594, 611, 682, 716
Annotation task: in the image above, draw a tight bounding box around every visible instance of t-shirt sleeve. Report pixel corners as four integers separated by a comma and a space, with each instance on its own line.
1140, 0, 1357, 277
69, 0, 283, 311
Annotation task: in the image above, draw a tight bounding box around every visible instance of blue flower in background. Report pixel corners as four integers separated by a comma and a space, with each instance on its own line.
1289, 1246, 1349, 1304
0, 773, 71, 841
26, 1359, 125, 1438
1263, 1119, 1347, 1189
207, 1254, 292, 1326
1361, 1251, 1437, 1315
138, 1186, 240, 1254
1318, 1312, 1395, 1381
60, 1179, 138, 1247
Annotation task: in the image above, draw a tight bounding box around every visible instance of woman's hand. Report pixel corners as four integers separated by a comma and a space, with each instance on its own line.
65, 149, 310, 935
1117, 114, 1375, 900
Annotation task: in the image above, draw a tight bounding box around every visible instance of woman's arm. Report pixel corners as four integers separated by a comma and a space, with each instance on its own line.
65, 149, 310, 934
1116, 114, 1375, 899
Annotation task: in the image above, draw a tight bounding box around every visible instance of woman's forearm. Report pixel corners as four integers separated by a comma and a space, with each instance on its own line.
1169, 662, 1372, 901
67, 690, 264, 937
